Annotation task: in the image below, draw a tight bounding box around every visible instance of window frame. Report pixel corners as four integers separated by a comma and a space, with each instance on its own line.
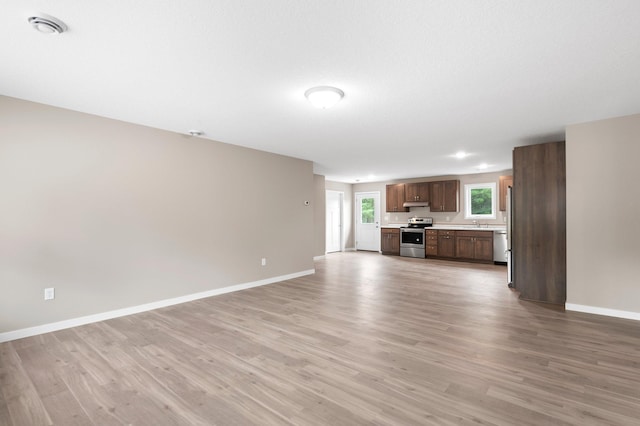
464, 182, 497, 220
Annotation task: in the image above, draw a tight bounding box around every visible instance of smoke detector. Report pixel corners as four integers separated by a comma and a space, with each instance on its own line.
28, 15, 67, 34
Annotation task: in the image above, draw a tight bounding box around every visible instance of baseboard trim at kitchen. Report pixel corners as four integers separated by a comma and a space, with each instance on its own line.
565, 303, 640, 322
0, 269, 315, 343
345, 247, 356, 252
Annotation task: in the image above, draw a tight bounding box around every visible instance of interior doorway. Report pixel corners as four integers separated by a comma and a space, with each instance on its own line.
355, 191, 380, 251
326, 190, 344, 253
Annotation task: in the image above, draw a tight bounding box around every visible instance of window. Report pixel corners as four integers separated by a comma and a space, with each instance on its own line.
464, 183, 496, 219
360, 197, 375, 223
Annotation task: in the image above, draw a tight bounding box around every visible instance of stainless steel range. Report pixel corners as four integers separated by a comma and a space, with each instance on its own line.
400, 217, 433, 258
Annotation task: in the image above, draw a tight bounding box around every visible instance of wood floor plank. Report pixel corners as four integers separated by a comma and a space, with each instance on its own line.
0, 395, 11, 426
40, 389, 95, 426
58, 356, 147, 425
1, 252, 640, 425
0, 342, 52, 425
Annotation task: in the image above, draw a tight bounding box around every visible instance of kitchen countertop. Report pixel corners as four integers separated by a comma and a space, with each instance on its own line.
381, 224, 506, 231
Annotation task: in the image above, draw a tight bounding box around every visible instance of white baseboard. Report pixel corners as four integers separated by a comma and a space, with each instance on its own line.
317, 248, 356, 257
0, 269, 315, 343
565, 303, 640, 321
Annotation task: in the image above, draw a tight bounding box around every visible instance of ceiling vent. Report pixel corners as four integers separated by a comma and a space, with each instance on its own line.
28, 15, 67, 34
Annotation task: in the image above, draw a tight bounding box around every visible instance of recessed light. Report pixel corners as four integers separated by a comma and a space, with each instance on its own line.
28, 14, 67, 34
304, 86, 344, 109
478, 163, 489, 170
455, 151, 467, 159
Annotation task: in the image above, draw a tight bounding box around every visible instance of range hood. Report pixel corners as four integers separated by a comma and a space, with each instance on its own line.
403, 201, 430, 208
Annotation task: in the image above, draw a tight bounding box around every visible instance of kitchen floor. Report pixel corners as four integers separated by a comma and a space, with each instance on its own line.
1, 252, 638, 425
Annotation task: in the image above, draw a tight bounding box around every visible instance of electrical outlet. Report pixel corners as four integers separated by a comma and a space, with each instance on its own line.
261, 258, 267, 266
44, 287, 55, 300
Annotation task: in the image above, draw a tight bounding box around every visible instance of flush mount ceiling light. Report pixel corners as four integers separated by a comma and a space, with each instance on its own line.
304, 86, 344, 109
28, 14, 67, 34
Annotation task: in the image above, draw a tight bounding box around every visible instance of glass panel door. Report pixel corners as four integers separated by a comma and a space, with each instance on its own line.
355, 192, 380, 251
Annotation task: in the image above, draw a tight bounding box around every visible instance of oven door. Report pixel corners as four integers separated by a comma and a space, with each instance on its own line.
401, 229, 424, 246
400, 228, 426, 258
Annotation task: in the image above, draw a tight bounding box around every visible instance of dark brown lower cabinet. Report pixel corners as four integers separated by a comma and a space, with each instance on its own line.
425, 230, 438, 256
437, 231, 456, 257
381, 228, 400, 255
512, 141, 566, 305
455, 231, 493, 262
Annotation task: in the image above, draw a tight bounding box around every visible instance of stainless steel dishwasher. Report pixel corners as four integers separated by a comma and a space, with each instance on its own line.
493, 230, 508, 264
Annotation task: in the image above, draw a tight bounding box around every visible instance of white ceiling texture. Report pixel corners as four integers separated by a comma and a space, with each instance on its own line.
2, 1, 640, 183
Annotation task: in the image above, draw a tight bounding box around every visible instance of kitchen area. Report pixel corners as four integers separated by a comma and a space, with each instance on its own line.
383, 217, 507, 264
349, 140, 565, 307
378, 173, 511, 267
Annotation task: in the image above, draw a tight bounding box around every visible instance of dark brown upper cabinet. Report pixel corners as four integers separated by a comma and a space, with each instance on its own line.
386, 184, 409, 212
404, 182, 430, 203
429, 180, 460, 212
499, 175, 513, 211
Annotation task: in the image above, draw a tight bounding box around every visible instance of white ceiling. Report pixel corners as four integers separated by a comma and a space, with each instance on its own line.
2, 1, 640, 183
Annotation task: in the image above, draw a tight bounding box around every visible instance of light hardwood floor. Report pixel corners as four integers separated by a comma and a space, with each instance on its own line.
1, 252, 639, 425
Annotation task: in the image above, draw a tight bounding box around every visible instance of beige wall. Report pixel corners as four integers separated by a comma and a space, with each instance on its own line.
566, 113, 640, 316
0, 96, 315, 334
353, 170, 512, 227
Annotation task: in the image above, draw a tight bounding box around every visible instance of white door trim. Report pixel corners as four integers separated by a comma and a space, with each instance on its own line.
326, 190, 344, 253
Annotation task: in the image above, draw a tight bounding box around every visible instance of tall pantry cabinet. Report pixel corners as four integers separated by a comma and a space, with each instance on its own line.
512, 141, 566, 305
